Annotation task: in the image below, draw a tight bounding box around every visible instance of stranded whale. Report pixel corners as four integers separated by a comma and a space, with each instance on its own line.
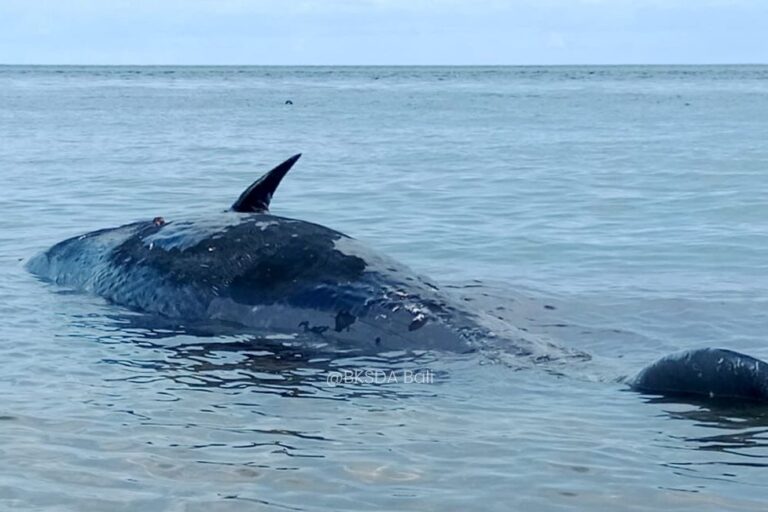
26, 155, 768, 403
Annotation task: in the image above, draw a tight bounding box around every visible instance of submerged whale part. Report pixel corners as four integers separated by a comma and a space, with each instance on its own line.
630, 348, 768, 403
26, 154, 768, 404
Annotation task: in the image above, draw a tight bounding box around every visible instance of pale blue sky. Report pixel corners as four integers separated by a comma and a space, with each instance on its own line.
0, 0, 766, 65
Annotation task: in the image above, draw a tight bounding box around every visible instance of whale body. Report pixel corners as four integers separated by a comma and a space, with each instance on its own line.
26, 154, 768, 403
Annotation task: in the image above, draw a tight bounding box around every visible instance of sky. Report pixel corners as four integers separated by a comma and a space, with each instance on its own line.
0, 0, 766, 65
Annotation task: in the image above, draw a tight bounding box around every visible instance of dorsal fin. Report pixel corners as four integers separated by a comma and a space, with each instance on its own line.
231, 154, 301, 213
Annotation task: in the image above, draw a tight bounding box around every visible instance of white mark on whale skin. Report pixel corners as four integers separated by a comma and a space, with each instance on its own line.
142, 212, 279, 251
255, 221, 280, 231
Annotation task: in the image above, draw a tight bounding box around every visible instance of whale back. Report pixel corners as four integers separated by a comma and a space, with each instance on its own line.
27, 212, 478, 352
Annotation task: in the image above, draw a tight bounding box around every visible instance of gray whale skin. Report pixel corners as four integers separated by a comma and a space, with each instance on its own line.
26, 155, 768, 404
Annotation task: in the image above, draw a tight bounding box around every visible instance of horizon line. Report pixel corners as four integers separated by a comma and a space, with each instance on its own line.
1, 62, 766, 67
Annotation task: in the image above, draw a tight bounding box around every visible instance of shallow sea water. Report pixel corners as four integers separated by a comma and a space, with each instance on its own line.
1, 65, 768, 510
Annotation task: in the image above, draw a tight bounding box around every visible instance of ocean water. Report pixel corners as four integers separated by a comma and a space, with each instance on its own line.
1, 65, 768, 510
